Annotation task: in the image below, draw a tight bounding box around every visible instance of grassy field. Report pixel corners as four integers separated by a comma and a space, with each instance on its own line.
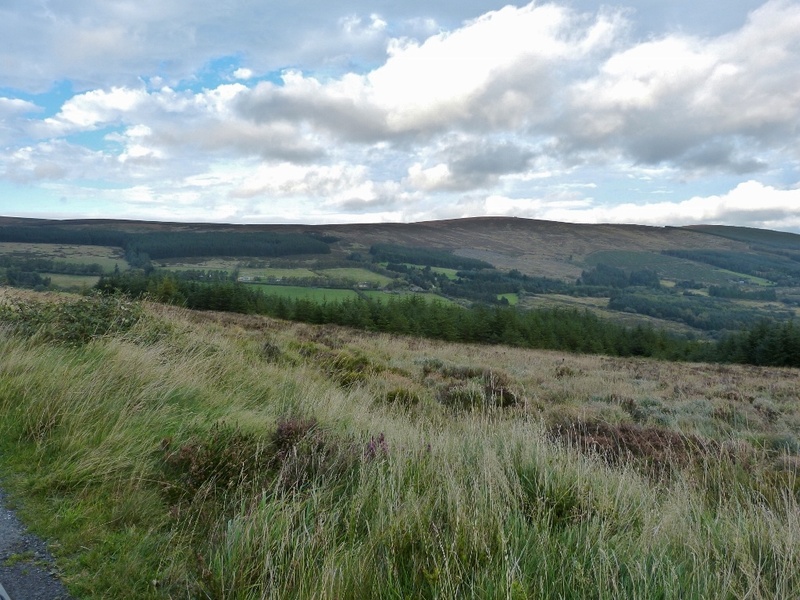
240, 267, 318, 279
498, 292, 519, 305
0, 289, 798, 598
160, 262, 392, 286
251, 284, 360, 302
518, 293, 702, 336
46, 273, 101, 290
317, 267, 393, 286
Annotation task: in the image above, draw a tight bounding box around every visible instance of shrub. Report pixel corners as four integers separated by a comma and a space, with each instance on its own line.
270, 416, 362, 494
261, 340, 284, 363
0, 293, 143, 346
384, 388, 423, 407
321, 349, 384, 388
549, 420, 712, 477
160, 423, 269, 509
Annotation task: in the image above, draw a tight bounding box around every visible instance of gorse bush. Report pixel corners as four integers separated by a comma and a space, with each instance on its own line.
0, 292, 143, 345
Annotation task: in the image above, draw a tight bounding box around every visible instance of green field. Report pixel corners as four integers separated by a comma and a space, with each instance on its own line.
252, 284, 360, 302
163, 263, 392, 287
318, 267, 393, 286
498, 292, 519, 305
46, 273, 101, 290
240, 267, 319, 279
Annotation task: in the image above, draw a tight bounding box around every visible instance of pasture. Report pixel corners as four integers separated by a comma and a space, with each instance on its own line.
252, 284, 360, 302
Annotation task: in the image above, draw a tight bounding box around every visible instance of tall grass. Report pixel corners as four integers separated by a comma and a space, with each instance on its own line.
0, 290, 798, 598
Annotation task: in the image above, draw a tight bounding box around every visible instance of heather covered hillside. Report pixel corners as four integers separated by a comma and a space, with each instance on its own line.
3, 217, 800, 341
0, 288, 798, 598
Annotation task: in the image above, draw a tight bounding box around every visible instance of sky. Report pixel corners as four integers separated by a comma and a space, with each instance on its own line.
0, 0, 799, 231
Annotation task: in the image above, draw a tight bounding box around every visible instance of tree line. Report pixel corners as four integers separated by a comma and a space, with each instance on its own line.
0, 226, 332, 269
663, 249, 800, 285
608, 290, 794, 332
96, 270, 695, 358
0, 256, 105, 275
95, 270, 800, 368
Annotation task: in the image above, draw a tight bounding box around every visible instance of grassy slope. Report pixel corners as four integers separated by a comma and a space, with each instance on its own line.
0, 289, 799, 599
310, 218, 755, 280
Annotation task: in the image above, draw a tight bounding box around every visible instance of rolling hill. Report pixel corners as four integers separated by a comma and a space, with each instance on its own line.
2, 216, 800, 337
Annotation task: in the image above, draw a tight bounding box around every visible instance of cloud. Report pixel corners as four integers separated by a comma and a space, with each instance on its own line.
0, 0, 489, 93
405, 138, 536, 191
562, 0, 800, 171
232, 68, 254, 80
367, 3, 623, 133
0, 97, 38, 116
1, 1, 799, 232
539, 181, 800, 230
42, 87, 149, 133
0, 97, 41, 144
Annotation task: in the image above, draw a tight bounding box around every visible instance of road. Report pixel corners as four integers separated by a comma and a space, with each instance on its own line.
0, 488, 73, 600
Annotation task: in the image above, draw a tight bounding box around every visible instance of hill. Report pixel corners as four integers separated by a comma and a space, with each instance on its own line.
0, 288, 798, 598
0, 215, 762, 279
2, 216, 800, 337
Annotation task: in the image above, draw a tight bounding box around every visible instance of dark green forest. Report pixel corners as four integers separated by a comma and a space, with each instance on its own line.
663, 249, 800, 285
0, 226, 331, 269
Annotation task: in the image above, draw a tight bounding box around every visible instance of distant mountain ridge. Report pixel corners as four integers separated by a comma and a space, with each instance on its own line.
2, 215, 796, 281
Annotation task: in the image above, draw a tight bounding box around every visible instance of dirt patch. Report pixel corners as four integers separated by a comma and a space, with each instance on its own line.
0, 488, 74, 599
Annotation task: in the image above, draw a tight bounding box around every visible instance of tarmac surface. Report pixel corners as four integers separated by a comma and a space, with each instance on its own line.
0, 488, 73, 600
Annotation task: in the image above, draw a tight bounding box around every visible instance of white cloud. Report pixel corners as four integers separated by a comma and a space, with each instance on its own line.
232, 68, 254, 80
42, 87, 149, 133
367, 3, 622, 132
407, 163, 452, 191
540, 181, 800, 229
564, 0, 800, 169
1, 1, 799, 231
0, 97, 38, 116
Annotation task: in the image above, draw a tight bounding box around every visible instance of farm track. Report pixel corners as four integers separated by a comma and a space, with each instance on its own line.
0, 487, 73, 600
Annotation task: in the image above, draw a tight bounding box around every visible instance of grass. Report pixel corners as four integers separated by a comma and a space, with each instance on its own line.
498, 292, 519, 305
0, 288, 799, 598
240, 267, 318, 279
162, 264, 392, 286
317, 267, 393, 285
46, 273, 101, 290
251, 284, 360, 302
